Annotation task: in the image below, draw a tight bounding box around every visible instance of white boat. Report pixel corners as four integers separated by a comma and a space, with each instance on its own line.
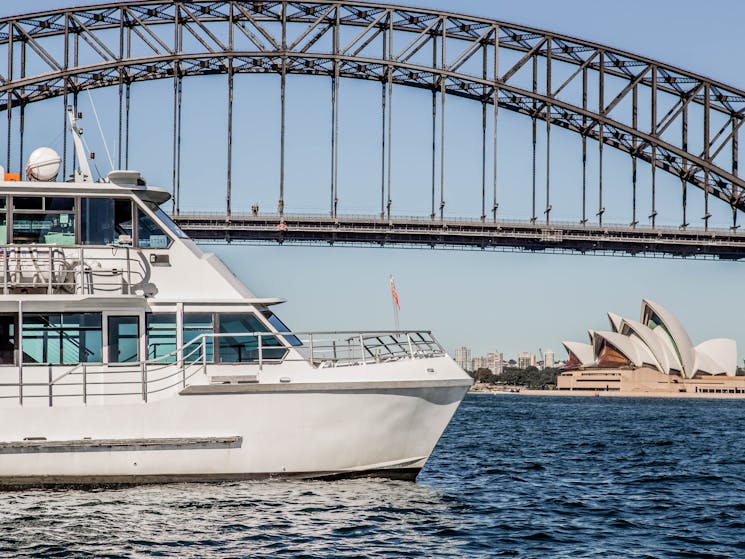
0, 111, 471, 487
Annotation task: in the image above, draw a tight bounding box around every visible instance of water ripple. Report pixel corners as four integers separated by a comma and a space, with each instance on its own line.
2, 395, 745, 557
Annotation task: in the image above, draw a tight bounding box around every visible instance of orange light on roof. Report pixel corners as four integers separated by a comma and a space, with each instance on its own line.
4, 173, 20, 182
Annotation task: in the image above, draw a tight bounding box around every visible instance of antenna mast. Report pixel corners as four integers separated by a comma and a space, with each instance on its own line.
67, 107, 93, 183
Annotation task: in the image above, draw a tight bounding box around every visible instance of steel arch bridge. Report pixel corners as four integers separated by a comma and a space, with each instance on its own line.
3, 1, 745, 258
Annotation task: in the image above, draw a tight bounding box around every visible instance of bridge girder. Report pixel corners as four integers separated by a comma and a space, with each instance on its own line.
0, 1, 743, 227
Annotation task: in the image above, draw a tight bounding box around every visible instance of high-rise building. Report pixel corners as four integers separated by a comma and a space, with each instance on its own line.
486, 352, 497, 373
544, 349, 555, 369
455, 346, 472, 371
517, 352, 531, 369
471, 355, 487, 371
530, 354, 538, 367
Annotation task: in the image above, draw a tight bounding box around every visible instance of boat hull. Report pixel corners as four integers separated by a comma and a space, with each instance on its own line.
0, 377, 469, 488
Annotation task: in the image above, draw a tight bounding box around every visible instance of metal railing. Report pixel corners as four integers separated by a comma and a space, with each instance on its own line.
0, 245, 145, 295
0, 330, 445, 406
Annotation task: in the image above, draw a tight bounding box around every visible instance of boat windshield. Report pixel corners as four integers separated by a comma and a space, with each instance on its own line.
262, 311, 302, 347
147, 203, 188, 239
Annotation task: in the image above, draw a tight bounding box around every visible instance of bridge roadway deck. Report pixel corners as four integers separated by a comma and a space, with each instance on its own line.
172, 213, 745, 260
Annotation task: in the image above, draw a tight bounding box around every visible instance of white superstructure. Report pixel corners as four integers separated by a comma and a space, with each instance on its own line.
0, 117, 471, 487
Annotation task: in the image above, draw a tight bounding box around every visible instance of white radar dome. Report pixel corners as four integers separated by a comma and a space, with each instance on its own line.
26, 147, 61, 182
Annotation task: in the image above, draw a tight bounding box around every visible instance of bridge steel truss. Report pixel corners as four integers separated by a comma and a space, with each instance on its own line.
2, 1, 745, 258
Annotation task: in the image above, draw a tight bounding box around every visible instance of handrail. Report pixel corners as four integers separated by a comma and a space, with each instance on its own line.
0, 244, 144, 295
0, 330, 446, 406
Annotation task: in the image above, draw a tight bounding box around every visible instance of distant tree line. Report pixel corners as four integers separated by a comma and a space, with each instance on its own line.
468, 366, 561, 390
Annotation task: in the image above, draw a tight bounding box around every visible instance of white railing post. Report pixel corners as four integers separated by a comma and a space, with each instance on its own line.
47, 251, 53, 294
359, 334, 366, 365
125, 246, 132, 294
309, 333, 314, 366
48, 364, 53, 407
140, 361, 147, 403
202, 337, 207, 376
78, 247, 84, 294
82, 364, 87, 404
258, 334, 263, 372
17, 300, 22, 405
3, 247, 8, 295
407, 333, 414, 358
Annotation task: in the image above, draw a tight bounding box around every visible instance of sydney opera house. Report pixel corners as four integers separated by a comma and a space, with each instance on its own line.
558, 299, 744, 395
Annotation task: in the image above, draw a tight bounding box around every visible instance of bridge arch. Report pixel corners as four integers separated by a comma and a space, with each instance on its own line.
0, 1, 744, 228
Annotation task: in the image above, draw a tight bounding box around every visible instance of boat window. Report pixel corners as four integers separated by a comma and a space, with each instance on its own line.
45, 197, 75, 211
11, 197, 76, 245
183, 313, 214, 363
0, 315, 16, 365
146, 313, 177, 362
261, 311, 302, 347
13, 214, 76, 245
82, 198, 133, 245
108, 316, 140, 363
217, 313, 287, 363
137, 208, 170, 249
13, 196, 43, 210
22, 313, 102, 365
148, 203, 188, 239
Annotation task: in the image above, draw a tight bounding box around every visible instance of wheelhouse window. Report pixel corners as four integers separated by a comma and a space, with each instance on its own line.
108, 316, 140, 363
22, 313, 102, 365
148, 204, 188, 239
146, 313, 177, 362
82, 198, 133, 245
12, 197, 75, 245
137, 208, 170, 249
218, 313, 287, 363
183, 313, 214, 363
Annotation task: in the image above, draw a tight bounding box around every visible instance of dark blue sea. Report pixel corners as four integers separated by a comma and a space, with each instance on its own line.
3, 394, 745, 558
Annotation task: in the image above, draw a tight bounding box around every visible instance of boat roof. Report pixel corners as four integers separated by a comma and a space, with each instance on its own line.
0, 175, 171, 205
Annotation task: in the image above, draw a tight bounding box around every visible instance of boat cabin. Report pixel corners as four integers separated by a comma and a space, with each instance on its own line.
0, 172, 294, 372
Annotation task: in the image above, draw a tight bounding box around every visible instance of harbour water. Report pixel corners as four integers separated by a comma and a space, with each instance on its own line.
3, 394, 745, 558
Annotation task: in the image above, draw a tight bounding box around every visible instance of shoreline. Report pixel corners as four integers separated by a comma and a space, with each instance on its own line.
470, 386, 745, 400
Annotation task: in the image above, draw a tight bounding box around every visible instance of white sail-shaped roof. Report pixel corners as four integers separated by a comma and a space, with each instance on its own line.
562, 341, 594, 366
562, 299, 738, 378
619, 318, 678, 374
592, 331, 645, 367
641, 300, 695, 378
607, 312, 623, 333
695, 339, 737, 376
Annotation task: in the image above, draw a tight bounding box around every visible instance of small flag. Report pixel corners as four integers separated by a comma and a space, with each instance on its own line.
390, 275, 400, 311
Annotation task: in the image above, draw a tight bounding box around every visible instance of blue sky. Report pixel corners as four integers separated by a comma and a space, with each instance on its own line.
6, 1, 745, 361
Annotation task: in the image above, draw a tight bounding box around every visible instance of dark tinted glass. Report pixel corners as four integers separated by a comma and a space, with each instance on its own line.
262, 311, 302, 346
137, 208, 169, 248
45, 197, 74, 211
0, 315, 16, 365
82, 198, 133, 245
13, 196, 43, 210
218, 313, 286, 362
